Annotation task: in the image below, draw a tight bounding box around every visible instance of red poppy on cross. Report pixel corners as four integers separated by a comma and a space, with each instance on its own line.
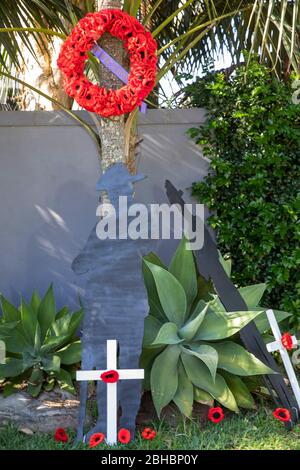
266, 309, 300, 412
76, 340, 144, 445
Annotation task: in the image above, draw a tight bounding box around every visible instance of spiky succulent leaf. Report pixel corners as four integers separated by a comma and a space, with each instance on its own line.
0, 358, 24, 378
140, 346, 164, 391
169, 237, 197, 314
27, 367, 44, 397
195, 309, 264, 341
48, 308, 83, 344
22, 351, 38, 370
173, 359, 194, 417
220, 371, 256, 409
182, 344, 218, 382
0, 295, 29, 352
179, 304, 208, 341
38, 285, 56, 341
55, 306, 69, 320
42, 355, 61, 373
144, 261, 187, 327
194, 387, 214, 406
21, 299, 37, 345
238, 284, 267, 309
152, 322, 183, 346
150, 345, 181, 417
254, 309, 291, 333
41, 334, 71, 354
50, 313, 71, 337
57, 341, 81, 365
66, 308, 84, 340
142, 253, 167, 322
212, 341, 276, 376
143, 252, 166, 269
181, 352, 238, 412
34, 323, 42, 354
195, 275, 214, 303
142, 315, 163, 348
30, 290, 41, 313
0, 295, 20, 322
56, 368, 76, 395
0, 321, 19, 340
209, 295, 226, 312
4, 328, 29, 354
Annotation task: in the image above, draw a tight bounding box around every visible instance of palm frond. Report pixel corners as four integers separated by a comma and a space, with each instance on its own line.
0, 0, 82, 66
1, 70, 101, 150
1, 0, 299, 114
143, 0, 300, 77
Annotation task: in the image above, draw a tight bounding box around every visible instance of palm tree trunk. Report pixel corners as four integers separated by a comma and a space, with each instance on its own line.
19, 34, 72, 110
97, 0, 125, 171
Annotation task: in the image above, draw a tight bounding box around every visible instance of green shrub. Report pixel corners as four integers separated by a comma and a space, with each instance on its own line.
0, 286, 83, 397
187, 60, 300, 326
141, 238, 289, 417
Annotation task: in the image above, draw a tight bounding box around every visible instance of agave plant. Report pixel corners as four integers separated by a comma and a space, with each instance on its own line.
141, 238, 290, 417
0, 285, 83, 397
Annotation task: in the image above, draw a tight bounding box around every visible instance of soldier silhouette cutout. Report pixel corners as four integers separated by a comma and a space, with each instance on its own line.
72, 163, 152, 442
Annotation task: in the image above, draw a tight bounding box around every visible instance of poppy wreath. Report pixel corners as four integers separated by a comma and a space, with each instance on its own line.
57, 9, 157, 117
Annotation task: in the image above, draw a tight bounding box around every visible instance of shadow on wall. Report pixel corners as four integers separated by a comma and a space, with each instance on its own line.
13, 181, 98, 309
136, 125, 209, 206
0, 109, 208, 307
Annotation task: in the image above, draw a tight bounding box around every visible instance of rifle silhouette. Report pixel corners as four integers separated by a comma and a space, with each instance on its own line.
165, 179, 299, 428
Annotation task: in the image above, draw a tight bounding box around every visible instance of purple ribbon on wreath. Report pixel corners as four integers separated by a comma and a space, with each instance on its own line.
91, 44, 147, 114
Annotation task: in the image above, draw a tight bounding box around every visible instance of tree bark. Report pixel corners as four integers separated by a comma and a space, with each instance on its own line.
97, 0, 126, 171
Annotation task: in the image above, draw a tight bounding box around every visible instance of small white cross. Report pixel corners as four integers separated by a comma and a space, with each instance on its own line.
266, 309, 300, 411
76, 339, 144, 445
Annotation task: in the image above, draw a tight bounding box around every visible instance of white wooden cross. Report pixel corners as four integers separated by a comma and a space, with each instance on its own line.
76, 339, 144, 445
266, 309, 300, 410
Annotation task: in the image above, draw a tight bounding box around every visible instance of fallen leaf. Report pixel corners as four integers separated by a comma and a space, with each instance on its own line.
19, 427, 34, 435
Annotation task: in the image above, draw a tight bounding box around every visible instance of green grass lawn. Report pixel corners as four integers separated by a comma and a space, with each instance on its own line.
0, 406, 299, 450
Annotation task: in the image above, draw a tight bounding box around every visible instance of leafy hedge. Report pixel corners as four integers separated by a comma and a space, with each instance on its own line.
187, 60, 300, 326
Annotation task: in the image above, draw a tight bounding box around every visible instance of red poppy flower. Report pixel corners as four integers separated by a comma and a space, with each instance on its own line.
281, 333, 294, 350
89, 432, 105, 448
208, 407, 225, 424
57, 9, 157, 117
116, 87, 138, 113
110, 16, 133, 40
100, 369, 119, 383
54, 428, 68, 443
273, 408, 291, 422
118, 428, 131, 444
141, 427, 156, 440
